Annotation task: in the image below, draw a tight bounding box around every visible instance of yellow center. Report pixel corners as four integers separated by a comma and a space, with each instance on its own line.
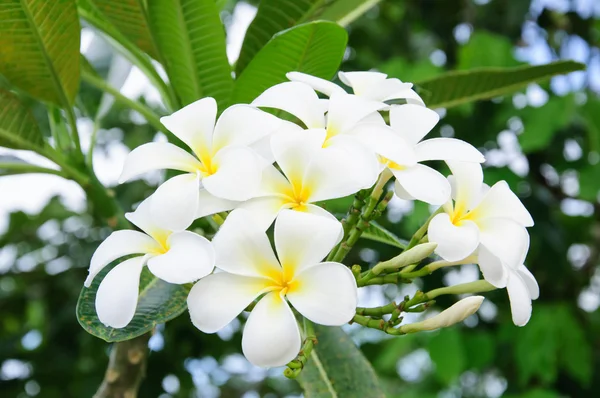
262, 264, 300, 296
448, 202, 478, 226
378, 155, 405, 171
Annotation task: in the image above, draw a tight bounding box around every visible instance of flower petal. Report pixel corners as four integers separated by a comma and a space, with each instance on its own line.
473, 181, 534, 227
238, 196, 288, 231
304, 135, 379, 202
287, 261, 357, 325
188, 272, 272, 333
478, 218, 530, 268
148, 173, 200, 231
242, 292, 301, 367
211, 105, 281, 153
286, 71, 345, 97
338, 71, 388, 96
95, 256, 145, 328
389, 104, 439, 145
392, 164, 451, 205
252, 81, 325, 129
428, 213, 480, 261
447, 161, 485, 211
476, 245, 509, 288
506, 271, 532, 326
415, 138, 485, 163
196, 187, 239, 219
202, 146, 262, 201
326, 92, 386, 135
147, 231, 215, 284
125, 197, 169, 242
348, 123, 417, 166
85, 230, 158, 287
517, 264, 539, 300
393, 180, 416, 201
119, 143, 201, 183
275, 209, 342, 276
160, 97, 216, 158
212, 209, 282, 278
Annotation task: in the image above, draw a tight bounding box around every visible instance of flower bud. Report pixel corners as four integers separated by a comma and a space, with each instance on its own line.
373, 242, 438, 275
400, 296, 484, 334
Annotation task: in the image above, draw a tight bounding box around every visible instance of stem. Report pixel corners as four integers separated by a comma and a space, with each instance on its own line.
94, 334, 151, 398
284, 319, 317, 379
405, 207, 443, 250
65, 105, 83, 157
357, 272, 411, 287
0, 162, 66, 177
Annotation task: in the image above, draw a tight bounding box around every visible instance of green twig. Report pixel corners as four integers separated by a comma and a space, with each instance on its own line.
284, 319, 317, 379
0, 162, 66, 177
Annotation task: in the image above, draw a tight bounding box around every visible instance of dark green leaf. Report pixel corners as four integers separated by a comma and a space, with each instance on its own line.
311, 0, 381, 26
415, 60, 585, 109
362, 221, 407, 249
231, 21, 347, 105
148, 0, 233, 108
298, 325, 385, 398
0, 89, 44, 150
426, 328, 466, 385
77, 264, 191, 342
235, 0, 318, 75
0, 0, 80, 106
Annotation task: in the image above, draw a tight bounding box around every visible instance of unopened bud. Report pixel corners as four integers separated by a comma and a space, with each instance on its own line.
399, 296, 484, 334
373, 242, 437, 275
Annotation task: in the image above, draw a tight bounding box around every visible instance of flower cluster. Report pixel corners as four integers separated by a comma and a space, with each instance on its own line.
85, 70, 538, 367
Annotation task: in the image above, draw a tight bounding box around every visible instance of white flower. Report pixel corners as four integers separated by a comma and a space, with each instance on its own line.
84, 198, 215, 328
401, 296, 485, 333
287, 70, 425, 106
427, 161, 534, 288
119, 97, 281, 231
187, 209, 357, 368
381, 104, 485, 205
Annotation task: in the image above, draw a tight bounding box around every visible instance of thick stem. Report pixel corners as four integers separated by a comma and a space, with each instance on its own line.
94, 334, 151, 398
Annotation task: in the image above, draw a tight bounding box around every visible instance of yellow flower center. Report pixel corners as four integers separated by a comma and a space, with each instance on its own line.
378, 155, 405, 171
262, 264, 300, 296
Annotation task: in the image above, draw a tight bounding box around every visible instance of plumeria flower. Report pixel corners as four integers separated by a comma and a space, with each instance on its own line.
287, 70, 425, 106
384, 104, 485, 205
119, 97, 281, 231
427, 161, 534, 286
84, 198, 215, 328
239, 124, 369, 229
253, 81, 415, 189
187, 209, 357, 368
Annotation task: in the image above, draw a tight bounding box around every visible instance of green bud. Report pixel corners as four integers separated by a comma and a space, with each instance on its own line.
372, 242, 438, 275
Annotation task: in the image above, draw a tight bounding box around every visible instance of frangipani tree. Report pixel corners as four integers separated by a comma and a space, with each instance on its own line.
0, 0, 585, 397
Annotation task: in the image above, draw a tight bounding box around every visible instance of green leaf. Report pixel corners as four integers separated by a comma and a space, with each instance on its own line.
464, 331, 495, 370
231, 21, 348, 105
362, 221, 407, 249
298, 325, 385, 398
518, 95, 575, 153
235, 0, 318, 75
77, 264, 191, 342
147, 0, 233, 108
415, 60, 585, 109
312, 0, 382, 27
426, 328, 466, 385
457, 31, 520, 70
0, 0, 80, 106
0, 89, 44, 150
87, 0, 159, 59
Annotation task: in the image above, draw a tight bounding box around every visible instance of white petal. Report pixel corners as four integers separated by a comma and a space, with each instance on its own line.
257, 164, 294, 196
85, 230, 158, 287
250, 133, 275, 163
428, 213, 480, 262
326, 92, 386, 135
364, 79, 419, 104
304, 136, 379, 202
348, 123, 417, 166
242, 292, 301, 367
447, 161, 485, 211
478, 218, 530, 268
252, 81, 325, 129
238, 196, 288, 231
476, 245, 509, 288
150, 173, 200, 231
147, 231, 215, 284
303, 204, 342, 225
95, 256, 145, 328
392, 164, 451, 205
338, 71, 387, 95
211, 105, 281, 153
393, 180, 416, 201
119, 143, 201, 183
287, 262, 357, 325
517, 264, 539, 300
506, 271, 532, 326
212, 209, 282, 278
415, 138, 485, 163
474, 181, 534, 227
275, 210, 342, 276
196, 187, 239, 219
271, 126, 325, 189
287, 71, 345, 97
125, 197, 169, 241
202, 146, 262, 201
389, 104, 440, 145
188, 272, 272, 333
385, 87, 425, 106
160, 97, 216, 158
